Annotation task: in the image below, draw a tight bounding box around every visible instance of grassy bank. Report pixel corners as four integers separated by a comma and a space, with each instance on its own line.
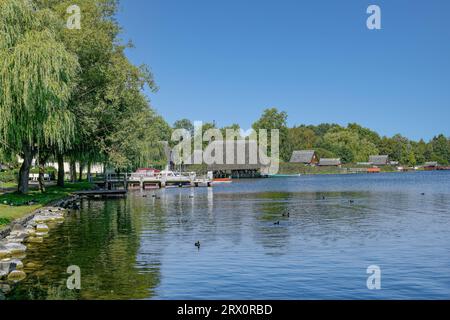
0, 182, 93, 228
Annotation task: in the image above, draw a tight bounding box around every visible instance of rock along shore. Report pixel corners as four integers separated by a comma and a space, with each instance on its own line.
0, 195, 81, 292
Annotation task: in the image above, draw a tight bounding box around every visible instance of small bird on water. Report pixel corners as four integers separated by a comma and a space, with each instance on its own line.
349, 200, 355, 204
195, 241, 201, 248
282, 211, 290, 217
274, 221, 280, 225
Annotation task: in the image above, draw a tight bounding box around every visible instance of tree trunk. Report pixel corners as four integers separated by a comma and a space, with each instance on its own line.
87, 163, 92, 182
38, 155, 48, 193
18, 145, 35, 194
70, 160, 76, 183
57, 153, 65, 187
79, 162, 84, 182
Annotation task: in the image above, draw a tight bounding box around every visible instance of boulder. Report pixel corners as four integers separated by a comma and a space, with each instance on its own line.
35, 232, 49, 238
4, 243, 27, 254
25, 262, 38, 269
27, 237, 44, 244
7, 270, 26, 282
5, 235, 27, 244
36, 224, 49, 233
25, 227, 36, 236
0, 245, 11, 259
0, 258, 23, 273
10, 224, 26, 235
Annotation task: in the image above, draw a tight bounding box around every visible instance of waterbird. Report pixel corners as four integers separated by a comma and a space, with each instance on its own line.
282, 211, 290, 217
349, 200, 355, 204
274, 221, 280, 225
421, 193, 425, 196
195, 241, 201, 248
322, 196, 326, 200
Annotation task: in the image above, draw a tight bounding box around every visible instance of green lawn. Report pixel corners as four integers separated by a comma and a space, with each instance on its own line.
0, 182, 93, 228
0, 182, 17, 189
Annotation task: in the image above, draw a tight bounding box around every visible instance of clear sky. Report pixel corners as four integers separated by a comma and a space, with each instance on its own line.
116, 0, 450, 141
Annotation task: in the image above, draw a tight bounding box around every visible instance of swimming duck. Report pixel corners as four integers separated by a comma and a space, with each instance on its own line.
274, 221, 280, 225
195, 241, 201, 248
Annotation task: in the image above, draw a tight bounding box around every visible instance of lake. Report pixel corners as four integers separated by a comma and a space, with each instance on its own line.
4, 171, 450, 300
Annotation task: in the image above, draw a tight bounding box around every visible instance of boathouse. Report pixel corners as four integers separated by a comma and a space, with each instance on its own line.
185, 140, 271, 179
318, 158, 342, 167
423, 162, 438, 170
290, 150, 318, 165
369, 155, 389, 166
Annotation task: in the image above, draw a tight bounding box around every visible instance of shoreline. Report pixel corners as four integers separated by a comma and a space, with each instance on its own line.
0, 182, 93, 234
0, 195, 80, 240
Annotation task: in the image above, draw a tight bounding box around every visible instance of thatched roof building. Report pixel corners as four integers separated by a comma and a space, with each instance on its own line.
318, 158, 341, 167
369, 155, 389, 166
290, 150, 318, 164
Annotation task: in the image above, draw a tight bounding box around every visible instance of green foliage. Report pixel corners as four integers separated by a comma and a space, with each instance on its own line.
252, 108, 290, 161
0, 169, 19, 182
174, 119, 194, 136
0, 0, 78, 151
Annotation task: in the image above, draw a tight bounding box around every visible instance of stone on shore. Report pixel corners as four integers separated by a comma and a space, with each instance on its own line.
4, 243, 27, 254
36, 224, 49, 233
7, 270, 26, 282
10, 224, 26, 235
0, 248, 11, 259
0, 258, 23, 273
27, 237, 44, 244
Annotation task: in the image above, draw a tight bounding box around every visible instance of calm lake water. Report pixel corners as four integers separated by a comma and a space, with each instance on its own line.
4, 171, 450, 300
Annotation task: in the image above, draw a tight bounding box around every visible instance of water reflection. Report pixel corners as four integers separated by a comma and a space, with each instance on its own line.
7, 198, 161, 300
5, 172, 450, 300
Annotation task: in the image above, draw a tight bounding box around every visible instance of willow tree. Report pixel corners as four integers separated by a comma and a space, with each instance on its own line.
0, 0, 78, 193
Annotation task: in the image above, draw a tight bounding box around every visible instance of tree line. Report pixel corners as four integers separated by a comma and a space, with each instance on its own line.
173, 108, 450, 166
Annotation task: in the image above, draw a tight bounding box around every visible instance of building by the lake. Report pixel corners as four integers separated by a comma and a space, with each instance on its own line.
290, 150, 319, 165
318, 158, 342, 167
369, 155, 390, 166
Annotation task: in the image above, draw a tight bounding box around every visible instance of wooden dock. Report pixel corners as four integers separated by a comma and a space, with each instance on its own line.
92, 173, 213, 191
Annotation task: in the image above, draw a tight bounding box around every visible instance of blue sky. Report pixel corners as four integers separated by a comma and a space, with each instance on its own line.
116, 0, 450, 141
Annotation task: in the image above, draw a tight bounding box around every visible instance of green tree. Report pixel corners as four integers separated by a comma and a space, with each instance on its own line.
174, 119, 194, 136
252, 108, 289, 161
321, 128, 378, 163
430, 134, 450, 165
0, 0, 79, 193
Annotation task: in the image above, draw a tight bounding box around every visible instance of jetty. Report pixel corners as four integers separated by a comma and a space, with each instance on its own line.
92, 170, 213, 192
